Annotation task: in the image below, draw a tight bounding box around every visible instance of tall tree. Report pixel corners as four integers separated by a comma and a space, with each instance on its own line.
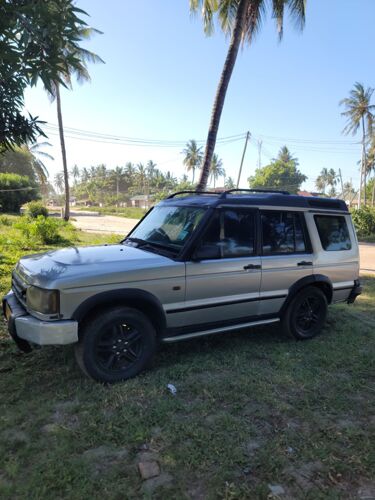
70, 164, 80, 185
274, 146, 298, 165
190, 0, 306, 191
0, 144, 50, 185
0, 0, 92, 151
182, 140, 203, 184
54, 172, 64, 193
315, 167, 337, 195
44, 27, 104, 220
340, 82, 375, 207
209, 154, 225, 188
248, 153, 306, 194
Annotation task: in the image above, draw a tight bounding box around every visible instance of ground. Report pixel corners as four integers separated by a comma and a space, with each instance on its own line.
0, 218, 374, 499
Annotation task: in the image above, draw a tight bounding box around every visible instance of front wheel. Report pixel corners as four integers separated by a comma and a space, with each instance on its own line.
281, 286, 328, 340
75, 306, 157, 383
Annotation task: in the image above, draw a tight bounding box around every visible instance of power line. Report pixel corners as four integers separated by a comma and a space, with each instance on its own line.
44, 124, 246, 147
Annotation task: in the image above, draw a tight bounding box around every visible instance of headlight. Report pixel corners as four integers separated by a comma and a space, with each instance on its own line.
26, 286, 60, 315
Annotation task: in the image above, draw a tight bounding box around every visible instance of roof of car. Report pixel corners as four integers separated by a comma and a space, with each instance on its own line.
158, 189, 349, 212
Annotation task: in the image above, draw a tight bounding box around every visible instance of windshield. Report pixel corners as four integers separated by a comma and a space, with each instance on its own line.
127, 205, 206, 252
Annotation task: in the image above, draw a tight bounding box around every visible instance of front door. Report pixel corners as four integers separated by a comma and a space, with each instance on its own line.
170, 207, 261, 329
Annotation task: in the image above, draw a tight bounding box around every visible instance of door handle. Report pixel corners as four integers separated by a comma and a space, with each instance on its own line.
297, 261, 313, 266
243, 264, 262, 270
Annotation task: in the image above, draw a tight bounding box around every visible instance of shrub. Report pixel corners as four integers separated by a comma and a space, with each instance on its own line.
25, 200, 49, 218
0, 215, 12, 226
0, 173, 39, 212
15, 216, 61, 245
351, 206, 375, 237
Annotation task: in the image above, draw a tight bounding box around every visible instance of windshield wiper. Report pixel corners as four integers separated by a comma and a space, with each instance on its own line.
123, 237, 177, 256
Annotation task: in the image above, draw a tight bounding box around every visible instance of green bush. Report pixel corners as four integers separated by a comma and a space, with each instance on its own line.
15, 216, 61, 244
351, 206, 375, 236
25, 200, 49, 218
0, 173, 39, 212
0, 215, 12, 226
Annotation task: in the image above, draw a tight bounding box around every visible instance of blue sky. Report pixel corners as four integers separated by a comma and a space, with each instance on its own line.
25, 0, 375, 191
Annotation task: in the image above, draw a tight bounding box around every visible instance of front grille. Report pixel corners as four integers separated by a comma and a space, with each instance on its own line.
11, 272, 27, 308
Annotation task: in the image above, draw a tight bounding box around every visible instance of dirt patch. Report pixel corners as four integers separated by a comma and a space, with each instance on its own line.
82, 445, 129, 475
283, 461, 325, 492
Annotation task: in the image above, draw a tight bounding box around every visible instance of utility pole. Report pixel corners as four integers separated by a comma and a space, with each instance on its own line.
257, 140, 263, 169
236, 131, 250, 188
338, 168, 344, 198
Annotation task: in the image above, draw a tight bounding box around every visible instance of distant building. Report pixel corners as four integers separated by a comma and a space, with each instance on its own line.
130, 195, 152, 209
298, 190, 321, 197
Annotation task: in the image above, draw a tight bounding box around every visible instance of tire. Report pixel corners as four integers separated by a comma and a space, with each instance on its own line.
281, 286, 328, 340
75, 306, 157, 383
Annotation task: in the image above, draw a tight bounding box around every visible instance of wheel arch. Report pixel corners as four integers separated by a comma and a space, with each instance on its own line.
280, 274, 333, 316
72, 289, 167, 336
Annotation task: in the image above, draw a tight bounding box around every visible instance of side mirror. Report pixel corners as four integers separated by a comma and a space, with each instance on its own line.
192, 244, 220, 261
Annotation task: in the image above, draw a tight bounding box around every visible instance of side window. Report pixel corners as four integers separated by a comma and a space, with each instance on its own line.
314, 215, 352, 251
261, 211, 307, 255
195, 209, 256, 259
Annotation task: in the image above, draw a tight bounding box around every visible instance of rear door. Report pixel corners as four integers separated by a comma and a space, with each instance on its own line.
260, 210, 313, 315
170, 207, 261, 329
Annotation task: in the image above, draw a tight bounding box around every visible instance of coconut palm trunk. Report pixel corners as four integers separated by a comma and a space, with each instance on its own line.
362, 116, 367, 207
196, 0, 249, 192
55, 84, 70, 220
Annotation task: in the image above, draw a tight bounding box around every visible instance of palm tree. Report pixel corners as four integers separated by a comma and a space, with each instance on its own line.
190, 0, 306, 191
275, 146, 298, 165
225, 176, 236, 189
340, 82, 375, 207
70, 164, 80, 185
136, 163, 147, 195
182, 140, 202, 184
54, 172, 64, 193
21, 141, 54, 186
315, 167, 337, 195
209, 154, 225, 188
44, 27, 104, 220
114, 166, 124, 202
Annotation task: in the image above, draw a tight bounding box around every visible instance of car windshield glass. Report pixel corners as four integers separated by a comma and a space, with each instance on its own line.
127, 205, 206, 252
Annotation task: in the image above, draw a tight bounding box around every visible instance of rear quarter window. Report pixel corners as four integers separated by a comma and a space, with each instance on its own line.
314, 215, 352, 251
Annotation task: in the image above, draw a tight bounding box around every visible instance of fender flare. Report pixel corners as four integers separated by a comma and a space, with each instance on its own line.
279, 274, 333, 316
72, 288, 167, 335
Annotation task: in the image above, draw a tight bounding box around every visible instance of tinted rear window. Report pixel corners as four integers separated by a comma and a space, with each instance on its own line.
261, 211, 307, 255
314, 215, 351, 251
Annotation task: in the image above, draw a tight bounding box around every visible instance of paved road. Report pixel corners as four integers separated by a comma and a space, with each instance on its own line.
71, 214, 375, 274
358, 242, 375, 274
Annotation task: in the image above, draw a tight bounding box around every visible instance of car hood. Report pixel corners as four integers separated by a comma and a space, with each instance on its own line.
15, 244, 184, 289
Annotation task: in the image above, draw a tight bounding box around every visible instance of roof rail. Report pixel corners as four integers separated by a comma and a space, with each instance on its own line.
167, 190, 220, 199
220, 188, 290, 198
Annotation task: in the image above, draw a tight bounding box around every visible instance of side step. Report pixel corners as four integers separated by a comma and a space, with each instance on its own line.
161, 317, 279, 343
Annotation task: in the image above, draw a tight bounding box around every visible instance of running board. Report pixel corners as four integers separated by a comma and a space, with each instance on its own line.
161, 317, 280, 343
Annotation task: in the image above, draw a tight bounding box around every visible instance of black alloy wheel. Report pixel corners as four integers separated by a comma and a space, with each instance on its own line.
75, 306, 157, 383
282, 286, 328, 340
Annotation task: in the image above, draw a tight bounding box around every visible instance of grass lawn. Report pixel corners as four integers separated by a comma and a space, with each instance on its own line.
0, 216, 374, 499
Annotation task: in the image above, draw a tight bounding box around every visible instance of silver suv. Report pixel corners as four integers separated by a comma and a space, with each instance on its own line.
3, 189, 362, 383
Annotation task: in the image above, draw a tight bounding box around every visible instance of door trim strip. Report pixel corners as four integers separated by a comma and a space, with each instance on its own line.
165, 293, 287, 314
162, 317, 280, 342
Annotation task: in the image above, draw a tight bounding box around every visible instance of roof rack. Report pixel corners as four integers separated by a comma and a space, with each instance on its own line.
167, 190, 219, 199
167, 188, 290, 199
220, 188, 290, 197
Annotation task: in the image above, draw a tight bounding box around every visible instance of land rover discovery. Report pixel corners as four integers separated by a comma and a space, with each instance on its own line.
3, 189, 362, 383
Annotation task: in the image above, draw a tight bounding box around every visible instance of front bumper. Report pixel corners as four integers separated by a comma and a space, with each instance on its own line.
347, 279, 362, 304
2, 291, 78, 351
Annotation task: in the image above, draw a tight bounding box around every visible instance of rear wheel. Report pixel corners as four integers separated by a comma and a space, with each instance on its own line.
282, 286, 327, 340
75, 306, 157, 383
